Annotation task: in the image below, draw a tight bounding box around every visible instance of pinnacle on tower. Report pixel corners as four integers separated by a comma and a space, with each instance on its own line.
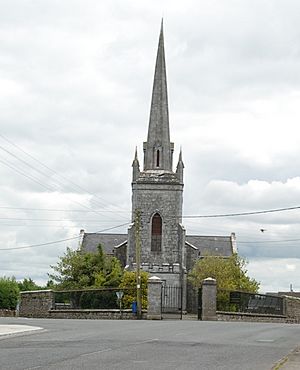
143, 20, 174, 171
176, 147, 184, 183
132, 146, 140, 182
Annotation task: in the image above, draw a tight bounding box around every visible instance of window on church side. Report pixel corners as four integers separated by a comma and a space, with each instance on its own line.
151, 213, 162, 252
156, 149, 160, 167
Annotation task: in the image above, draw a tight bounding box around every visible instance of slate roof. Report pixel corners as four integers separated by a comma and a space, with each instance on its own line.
81, 233, 127, 254
81, 232, 233, 257
185, 235, 233, 257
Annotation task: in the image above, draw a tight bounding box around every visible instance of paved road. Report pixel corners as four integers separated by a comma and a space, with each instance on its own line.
0, 317, 299, 370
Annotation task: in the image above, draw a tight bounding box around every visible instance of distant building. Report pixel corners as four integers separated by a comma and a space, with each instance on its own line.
81, 22, 236, 307
277, 292, 300, 298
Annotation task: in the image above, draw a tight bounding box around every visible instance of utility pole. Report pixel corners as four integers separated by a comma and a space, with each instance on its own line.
135, 209, 142, 319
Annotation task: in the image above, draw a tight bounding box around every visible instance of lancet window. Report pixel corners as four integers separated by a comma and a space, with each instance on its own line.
151, 213, 162, 252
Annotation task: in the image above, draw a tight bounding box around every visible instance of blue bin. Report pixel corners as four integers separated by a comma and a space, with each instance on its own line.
132, 301, 137, 314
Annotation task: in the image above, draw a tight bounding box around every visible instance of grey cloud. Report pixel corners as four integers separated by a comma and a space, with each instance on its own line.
1, 1, 300, 291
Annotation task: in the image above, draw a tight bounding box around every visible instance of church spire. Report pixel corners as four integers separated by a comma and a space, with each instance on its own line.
143, 20, 174, 171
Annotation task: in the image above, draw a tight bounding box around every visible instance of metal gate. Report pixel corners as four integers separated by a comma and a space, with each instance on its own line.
161, 285, 183, 319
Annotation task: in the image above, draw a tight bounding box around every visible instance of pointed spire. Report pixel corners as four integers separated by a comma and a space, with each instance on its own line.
176, 147, 184, 183
143, 20, 173, 171
134, 146, 138, 161
132, 146, 140, 182
178, 146, 183, 162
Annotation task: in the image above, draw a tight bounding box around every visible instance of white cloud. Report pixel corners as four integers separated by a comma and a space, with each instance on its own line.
247, 258, 300, 293
201, 178, 300, 210
286, 264, 296, 271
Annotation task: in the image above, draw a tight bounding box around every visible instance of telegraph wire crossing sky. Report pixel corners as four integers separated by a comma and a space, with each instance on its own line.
1, 206, 300, 250
1, 1, 300, 291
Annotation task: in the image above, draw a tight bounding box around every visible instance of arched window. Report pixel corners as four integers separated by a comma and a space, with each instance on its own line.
151, 213, 162, 252
156, 149, 160, 167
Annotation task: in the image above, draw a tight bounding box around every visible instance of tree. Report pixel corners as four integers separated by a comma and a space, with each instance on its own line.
188, 254, 259, 311
119, 271, 149, 309
0, 277, 20, 309
189, 253, 259, 292
18, 278, 42, 291
48, 244, 123, 290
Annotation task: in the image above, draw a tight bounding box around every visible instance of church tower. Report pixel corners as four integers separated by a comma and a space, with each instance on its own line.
127, 22, 186, 286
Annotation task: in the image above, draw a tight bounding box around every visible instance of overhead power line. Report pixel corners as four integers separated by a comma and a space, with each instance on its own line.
239, 238, 300, 244
0, 206, 130, 213
0, 155, 124, 222
181, 206, 300, 218
0, 133, 127, 213
0, 222, 130, 251
0, 157, 56, 192
2, 206, 300, 250
1, 205, 300, 218
0, 217, 127, 222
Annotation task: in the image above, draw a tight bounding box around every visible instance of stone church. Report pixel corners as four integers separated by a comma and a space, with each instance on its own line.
81, 23, 236, 295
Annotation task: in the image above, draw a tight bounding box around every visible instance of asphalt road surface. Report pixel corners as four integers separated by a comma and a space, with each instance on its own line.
0, 317, 299, 370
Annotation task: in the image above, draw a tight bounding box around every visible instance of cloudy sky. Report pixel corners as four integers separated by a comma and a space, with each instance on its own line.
1, 0, 300, 292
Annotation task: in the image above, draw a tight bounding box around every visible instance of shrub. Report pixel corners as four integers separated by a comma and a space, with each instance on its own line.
0, 277, 20, 310
119, 271, 148, 309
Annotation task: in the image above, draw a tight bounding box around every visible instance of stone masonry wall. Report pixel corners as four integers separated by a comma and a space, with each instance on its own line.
216, 296, 300, 324
201, 280, 300, 324
19, 290, 54, 318
202, 278, 217, 321
217, 312, 286, 323
49, 309, 146, 320
147, 276, 162, 320
19, 290, 147, 320
284, 296, 300, 323
0, 309, 16, 317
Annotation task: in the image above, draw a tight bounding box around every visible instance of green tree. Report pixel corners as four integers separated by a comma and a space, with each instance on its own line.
48, 244, 123, 290
18, 278, 42, 291
46, 279, 56, 289
0, 277, 20, 309
189, 253, 259, 292
119, 271, 149, 309
189, 253, 259, 310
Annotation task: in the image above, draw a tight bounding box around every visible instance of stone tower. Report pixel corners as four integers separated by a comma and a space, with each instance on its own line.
127, 22, 186, 286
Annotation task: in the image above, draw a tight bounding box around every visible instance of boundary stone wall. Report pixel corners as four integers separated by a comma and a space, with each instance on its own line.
284, 295, 300, 323
19, 290, 146, 320
49, 309, 146, 320
217, 312, 286, 323
201, 279, 300, 324
0, 309, 16, 317
19, 290, 54, 318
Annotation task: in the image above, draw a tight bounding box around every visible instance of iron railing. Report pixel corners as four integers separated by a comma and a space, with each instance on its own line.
217, 290, 284, 315
54, 288, 134, 310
